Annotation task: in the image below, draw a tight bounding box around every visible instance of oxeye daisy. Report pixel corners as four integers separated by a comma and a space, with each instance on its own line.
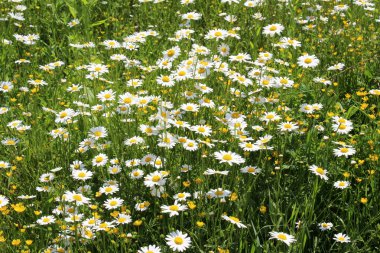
104, 197, 124, 210
0, 195, 9, 208
89, 126, 108, 139
99, 185, 119, 195
72, 169, 93, 181
214, 151, 245, 165
333, 147, 356, 158
269, 231, 297, 246
222, 215, 247, 228
263, 23, 284, 36
166, 230, 192, 252
138, 245, 161, 253
240, 166, 261, 175
333, 233, 350, 243
92, 153, 108, 167
278, 121, 299, 132
115, 213, 132, 225
161, 201, 188, 217
309, 165, 328, 181
36, 215, 56, 225
318, 222, 333, 231
334, 181, 350, 189
297, 54, 320, 68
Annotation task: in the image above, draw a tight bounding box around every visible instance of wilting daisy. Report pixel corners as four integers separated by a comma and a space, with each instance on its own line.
222, 215, 247, 228
297, 54, 320, 68
309, 165, 328, 181
166, 230, 192, 252
327, 63, 345, 71
333, 233, 350, 243
214, 151, 245, 165
269, 231, 297, 246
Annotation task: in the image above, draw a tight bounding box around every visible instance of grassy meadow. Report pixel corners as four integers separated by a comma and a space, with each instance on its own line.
0, 0, 380, 252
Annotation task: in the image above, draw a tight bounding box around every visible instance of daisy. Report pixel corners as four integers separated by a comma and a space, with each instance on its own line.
229, 53, 251, 63
334, 181, 350, 189
297, 54, 320, 68
269, 231, 297, 246
260, 112, 281, 123
0, 195, 9, 208
64, 191, 90, 206
72, 170, 93, 181
89, 126, 108, 139
92, 153, 108, 167
207, 188, 232, 199
278, 122, 299, 132
333, 147, 356, 158
138, 245, 161, 253
318, 222, 333, 231
163, 46, 181, 61
104, 198, 124, 210
333, 233, 350, 243
205, 29, 228, 40
309, 165, 328, 181
222, 215, 247, 228
97, 89, 115, 102
166, 230, 192, 252
183, 139, 199, 151
108, 165, 122, 174
190, 125, 212, 136
161, 201, 188, 217
240, 166, 261, 175
181, 103, 199, 112
214, 151, 245, 166
157, 75, 175, 87
204, 169, 229, 175
239, 142, 260, 152
332, 123, 353, 134
130, 169, 144, 179
36, 215, 56, 225
144, 171, 167, 188
182, 12, 202, 20
115, 213, 132, 225
99, 185, 119, 195
327, 63, 345, 71
263, 23, 284, 36
173, 192, 191, 202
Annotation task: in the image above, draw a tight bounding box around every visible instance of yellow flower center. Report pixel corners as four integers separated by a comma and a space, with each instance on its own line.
222, 154, 232, 161
152, 175, 161, 182
169, 205, 179, 211
304, 58, 312, 64
174, 237, 184, 245
316, 167, 325, 175
278, 234, 287, 240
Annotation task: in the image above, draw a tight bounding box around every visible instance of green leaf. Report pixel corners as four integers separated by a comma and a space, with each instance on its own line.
345, 106, 359, 119
89, 19, 107, 27
65, 1, 77, 18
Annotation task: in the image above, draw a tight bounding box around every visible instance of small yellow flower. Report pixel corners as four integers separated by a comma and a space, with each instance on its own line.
25, 240, 33, 245
196, 221, 205, 227
259, 205, 267, 214
133, 220, 142, 226
360, 197, 368, 204
11, 239, 21, 246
